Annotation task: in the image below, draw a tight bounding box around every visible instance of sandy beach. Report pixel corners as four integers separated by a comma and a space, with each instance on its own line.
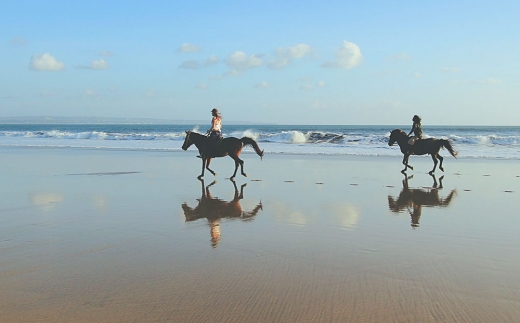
1, 147, 520, 322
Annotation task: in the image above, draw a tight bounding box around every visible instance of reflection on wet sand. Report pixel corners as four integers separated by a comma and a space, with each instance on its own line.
182, 179, 263, 248
388, 174, 457, 228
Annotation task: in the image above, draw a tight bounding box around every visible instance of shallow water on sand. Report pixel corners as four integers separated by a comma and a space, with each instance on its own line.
1, 148, 520, 322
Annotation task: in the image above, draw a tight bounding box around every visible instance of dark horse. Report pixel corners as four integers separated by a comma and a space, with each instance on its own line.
388, 174, 457, 228
182, 131, 264, 179
388, 129, 458, 174
182, 179, 263, 248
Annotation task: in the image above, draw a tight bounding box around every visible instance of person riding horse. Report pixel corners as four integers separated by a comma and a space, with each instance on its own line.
407, 115, 423, 154
198, 108, 223, 158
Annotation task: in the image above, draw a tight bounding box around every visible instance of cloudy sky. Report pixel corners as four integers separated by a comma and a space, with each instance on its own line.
1, 0, 519, 125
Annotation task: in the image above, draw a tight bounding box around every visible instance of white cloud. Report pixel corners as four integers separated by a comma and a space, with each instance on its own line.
179, 60, 200, 70
481, 77, 502, 85
300, 84, 313, 91
209, 74, 223, 81
91, 59, 110, 70
177, 43, 202, 53
316, 81, 325, 87
144, 89, 158, 97
224, 69, 240, 77
442, 67, 460, 73
76, 58, 110, 70
255, 81, 270, 89
414, 73, 422, 78
225, 51, 263, 73
322, 40, 363, 69
10, 37, 28, 47
195, 83, 208, 90
204, 55, 219, 66
386, 52, 411, 62
98, 51, 113, 57
311, 100, 328, 110
30, 53, 65, 71
268, 43, 312, 69
30, 193, 63, 211
85, 89, 97, 97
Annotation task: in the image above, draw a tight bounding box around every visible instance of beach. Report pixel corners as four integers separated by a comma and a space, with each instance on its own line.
2, 147, 520, 323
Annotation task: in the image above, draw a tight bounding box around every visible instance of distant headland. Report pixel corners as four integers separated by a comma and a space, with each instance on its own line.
0, 116, 267, 125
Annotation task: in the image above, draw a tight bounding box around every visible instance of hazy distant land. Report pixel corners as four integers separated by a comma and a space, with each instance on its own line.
0, 116, 267, 125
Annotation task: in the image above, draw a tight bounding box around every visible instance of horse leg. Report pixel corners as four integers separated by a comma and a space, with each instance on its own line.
230, 155, 246, 179
429, 154, 438, 175
238, 157, 247, 177
438, 154, 444, 172
402, 154, 413, 173
230, 158, 239, 180
205, 158, 217, 177
198, 158, 206, 179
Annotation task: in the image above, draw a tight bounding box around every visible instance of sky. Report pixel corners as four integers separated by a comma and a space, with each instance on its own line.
1, 0, 519, 125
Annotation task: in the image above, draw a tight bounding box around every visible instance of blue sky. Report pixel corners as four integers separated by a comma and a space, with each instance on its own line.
1, 0, 519, 125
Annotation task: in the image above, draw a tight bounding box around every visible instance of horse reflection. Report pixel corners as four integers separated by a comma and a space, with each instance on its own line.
182, 179, 263, 248
388, 174, 457, 228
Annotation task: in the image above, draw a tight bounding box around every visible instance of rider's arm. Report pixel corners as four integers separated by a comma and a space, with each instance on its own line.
208, 117, 216, 133
408, 124, 415, 136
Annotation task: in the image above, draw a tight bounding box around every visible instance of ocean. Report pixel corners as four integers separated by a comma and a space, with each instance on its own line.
0, 124, 519, 159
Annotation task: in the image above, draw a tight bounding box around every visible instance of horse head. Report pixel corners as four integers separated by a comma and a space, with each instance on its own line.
388, 129, 401, 146
182, 131, 193, 150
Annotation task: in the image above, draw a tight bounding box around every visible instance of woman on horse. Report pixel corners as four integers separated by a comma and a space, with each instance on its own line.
208, 108, 222, 139
407, 115, 423, 153
198, 108, 223, 158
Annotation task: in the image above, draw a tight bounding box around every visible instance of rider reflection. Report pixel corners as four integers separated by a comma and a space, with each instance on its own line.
388, 174, 457, 228
182, 179, 263, 248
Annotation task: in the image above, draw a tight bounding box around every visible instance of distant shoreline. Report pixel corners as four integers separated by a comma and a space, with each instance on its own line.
0, 116, 272, 125
1, 116, 518, 127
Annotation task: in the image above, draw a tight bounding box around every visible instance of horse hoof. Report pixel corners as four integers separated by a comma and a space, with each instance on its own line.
197, 175, 203, 179
243, 174, 248, 177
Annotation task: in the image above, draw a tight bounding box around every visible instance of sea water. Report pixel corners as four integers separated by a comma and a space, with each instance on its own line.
0, 124, 519, 159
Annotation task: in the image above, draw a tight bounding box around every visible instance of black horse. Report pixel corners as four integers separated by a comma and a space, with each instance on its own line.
182, 131, 264, 179
182, 179, 263, 248
388, 129, 457, 174
388, 174, 457, 228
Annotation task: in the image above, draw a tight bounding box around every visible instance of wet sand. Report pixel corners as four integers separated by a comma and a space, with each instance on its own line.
1, 147, 520, 322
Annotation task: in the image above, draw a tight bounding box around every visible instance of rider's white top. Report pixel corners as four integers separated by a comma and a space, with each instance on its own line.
211, 117, 222, 131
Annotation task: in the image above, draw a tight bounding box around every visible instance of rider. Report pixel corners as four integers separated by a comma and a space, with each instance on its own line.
198, 108, 223, 158
407, 115, 423, 154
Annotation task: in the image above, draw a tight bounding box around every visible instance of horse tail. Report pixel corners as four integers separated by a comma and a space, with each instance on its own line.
440, 139, 458, 158
240, 137, 264, 160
